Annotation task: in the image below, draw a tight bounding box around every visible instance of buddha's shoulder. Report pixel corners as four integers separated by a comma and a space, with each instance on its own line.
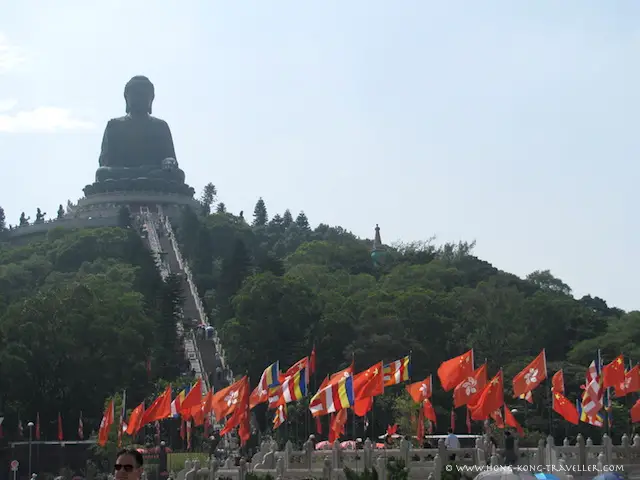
106, 115, 170, 127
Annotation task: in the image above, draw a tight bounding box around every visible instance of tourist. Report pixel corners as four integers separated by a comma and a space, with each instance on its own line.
114, 447, 144, 480
503, 431, 517, 466
445, 428, 460, 461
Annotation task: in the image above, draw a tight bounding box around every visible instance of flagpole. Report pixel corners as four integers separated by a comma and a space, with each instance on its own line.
351, 351, 356, 443
627, 357, 633, 436
545, 369, 553, 436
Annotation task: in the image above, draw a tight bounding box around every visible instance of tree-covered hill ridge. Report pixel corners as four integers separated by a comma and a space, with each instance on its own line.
177, 193, 639, 388
0, 226, 185, 438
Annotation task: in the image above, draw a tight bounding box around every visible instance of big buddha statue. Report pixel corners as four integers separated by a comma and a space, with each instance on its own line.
84, 75, 194, 197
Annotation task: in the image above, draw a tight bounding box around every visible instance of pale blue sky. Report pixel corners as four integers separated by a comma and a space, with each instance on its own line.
1, 1, 638, 311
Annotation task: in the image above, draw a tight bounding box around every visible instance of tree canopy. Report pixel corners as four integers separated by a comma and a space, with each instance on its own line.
0, 226, 184, 440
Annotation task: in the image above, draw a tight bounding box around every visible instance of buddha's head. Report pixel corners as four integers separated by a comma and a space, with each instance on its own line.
125, 75, 154, 115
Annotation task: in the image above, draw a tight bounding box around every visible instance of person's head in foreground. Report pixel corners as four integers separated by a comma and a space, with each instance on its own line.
115, 447, 144, 480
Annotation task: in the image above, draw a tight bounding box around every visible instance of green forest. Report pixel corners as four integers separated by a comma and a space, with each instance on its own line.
0, 187, 638, 443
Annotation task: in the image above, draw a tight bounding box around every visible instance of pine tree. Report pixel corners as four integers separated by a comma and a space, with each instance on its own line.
0, 206, 5, 231
295, 211, 310, 230
253, 198, 268, 226
200, 183, 217, 215
282, 209, 293, 227
216, 202, 227, 213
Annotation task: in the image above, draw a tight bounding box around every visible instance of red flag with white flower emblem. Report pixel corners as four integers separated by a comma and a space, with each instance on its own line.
453, 364, 487, 408
512, 350, 547, 398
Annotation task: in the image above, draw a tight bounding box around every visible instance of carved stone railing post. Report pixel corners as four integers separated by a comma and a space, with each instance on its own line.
535, 438, 546, 469
603, 433, 613, 465
375, 456, 387, 480
207, 457, 217, 480
238, 458, 247, 480
363, 439, 373, 469
475, 437, 485, 466
434, 453, 443, 480
322, 457, 332, 480
577, 433, 586, 468
400, 437, 410, 465
284, 440, 293, 469
437, 439, 447, 465
332, 440, 341, 470
303, 437, 314, 470
275, 456, 285, 479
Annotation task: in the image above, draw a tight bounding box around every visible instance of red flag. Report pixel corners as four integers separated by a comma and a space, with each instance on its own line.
618, 365, 640, 397
310, 345, 316, 375
465, 408, 471, 433
416, 406, 425, 442
35, 413, 41, 440
631, 398, 640, 423
438, 350, 474, 391
386, 424, 398, 436
180, 419, 186, 440
78, 412, 84, 440
453, 364, 487, 408
551, 370, 565, 394
552, 392, 579, 425
315, 416, 323, 434
353, 362, 384, 400
422, 400, 436, 424
98, 399, 115, 447
140, 386, 172, 427
220, 376, 251, 446
469, 371, 504, 420
57, 413, 64, 441
503, 406, 524, 436
603, 355, 625, 390
126, 403, 145, 436
329, 409, 347, 443
512, 350, 547, 398
450, 410, 456, 431
406, 375, 433, 403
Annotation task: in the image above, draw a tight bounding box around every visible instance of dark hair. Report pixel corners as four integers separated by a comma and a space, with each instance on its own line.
447, 428, 453, 433
116, 447, 144, 467
504, 431, 511, 437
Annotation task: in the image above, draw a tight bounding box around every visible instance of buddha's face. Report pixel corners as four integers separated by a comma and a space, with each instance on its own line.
125, 81, 153, 115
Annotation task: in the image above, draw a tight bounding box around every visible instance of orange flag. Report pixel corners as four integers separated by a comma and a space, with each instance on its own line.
97, 399, 115, 447
438, 350, 474, 391
126, 403, 145, 436
469, 371, 504, 420
552, 392, 579, 425
631, 398, 640, 423
140, 386, 172, 427
512, 350, 547, 398
406, 375, 433, 403
329, 408, 348, 443
603, 355, 625, 389
422, 399, 437, 424
618, 365, 640, 397
503, 406, 524, 436
220, 377, 251, 445
551, 370, 565, 394
453, 364, 487, 408
210, 377, 248, 420
179, 379, 203, 418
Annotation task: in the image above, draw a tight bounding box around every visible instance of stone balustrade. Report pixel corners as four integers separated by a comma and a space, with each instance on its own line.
173, 433, 640, 480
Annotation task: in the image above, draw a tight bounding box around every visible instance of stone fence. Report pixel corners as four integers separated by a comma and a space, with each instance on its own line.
173, 433, 640, 480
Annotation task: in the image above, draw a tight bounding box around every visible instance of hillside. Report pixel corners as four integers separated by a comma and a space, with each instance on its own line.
0, 190, 638, 441
0, 225, 184, 439
176, 192, 639, 436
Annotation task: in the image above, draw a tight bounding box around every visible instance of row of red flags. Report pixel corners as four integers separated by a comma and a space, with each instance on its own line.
93, 348, 640, 447
3, 412, 73, 441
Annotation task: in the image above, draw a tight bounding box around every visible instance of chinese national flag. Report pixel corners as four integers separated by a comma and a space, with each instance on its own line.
503, 406, 524, 436
126, 403, 145, 436
512, 350, 547, 398
453, 364, 487, 408
631, 399, 640, 423
437, 350, 474, 391
552, 392, 579, 425
179, 379, 203, 417
618, 365, 640, 397
422, 399, 437, 424
469, 371, 504, 420
603, 355, 625, 389
140, 385, 172, 426
353, 362, 385, 400
551, 370, 565, 394
406, 375, 433, 403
